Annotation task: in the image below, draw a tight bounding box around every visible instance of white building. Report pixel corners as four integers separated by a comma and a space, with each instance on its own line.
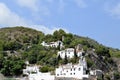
23, 65, 55, 80
90, 69, 103, 78
58, 48, 75, 59
41, 41, 63, 48
76, 44, 84, 57
77, 50, 84, 57
58, 48, 84, 59
41, 41, 49, 47
29, 72, 55, 80
55, 57, 89, 79
49, 41, 63, 48
23, 65, 39, 75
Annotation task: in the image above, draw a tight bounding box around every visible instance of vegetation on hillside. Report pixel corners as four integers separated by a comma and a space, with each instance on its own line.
0, 26, 120, 79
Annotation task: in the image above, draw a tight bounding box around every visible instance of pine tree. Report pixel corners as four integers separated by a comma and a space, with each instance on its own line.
57, 54, 62, 65
64, 53, 68, 64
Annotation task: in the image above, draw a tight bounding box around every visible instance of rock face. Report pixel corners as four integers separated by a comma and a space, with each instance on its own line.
86, 50, 116, 73
0, 74, 5, 80
113, 58, 120, 72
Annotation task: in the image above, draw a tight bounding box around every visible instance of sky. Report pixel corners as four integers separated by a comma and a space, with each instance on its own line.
0, 0, 120, 49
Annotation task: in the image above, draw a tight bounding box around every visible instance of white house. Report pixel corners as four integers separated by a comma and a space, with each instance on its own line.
58, 48, 75, 59
41, 41, 49, 47
23, 65, 39, 75
41, 41, 63, 49
90, 69, 103, 78
90, 69, 103, 79
77, 50, 84, 57
49, 41, 63, 48
55, 57, 89, 79
23, 65, 55, 80
29, 72, 55, 80
58, 48, 84, 59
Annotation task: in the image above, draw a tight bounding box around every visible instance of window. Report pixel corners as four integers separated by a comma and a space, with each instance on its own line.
68, 56, 70, 58
70, 73, 72, 75
57, 74, 59, 76
60, 71, 62, 75
71, 69, 72, 71
79, 68, 81, 71
74, 68, 75, 71
74, 73, 75, 75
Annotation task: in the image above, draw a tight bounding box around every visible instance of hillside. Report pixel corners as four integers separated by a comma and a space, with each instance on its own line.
0, 26, 120, 79
0, 27, 44, 50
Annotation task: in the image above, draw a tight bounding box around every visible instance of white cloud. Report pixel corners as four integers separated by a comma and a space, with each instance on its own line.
28, 25, 69, 34
16, 0, 50, 16
0, 2, 28, 27
16, 0, 38, 12
74, 0, 87, 8
0, 2, 69, 34
105, 2, 120, 18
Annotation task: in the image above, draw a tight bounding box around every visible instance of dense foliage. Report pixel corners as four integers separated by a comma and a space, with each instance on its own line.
0, 56, 25, 76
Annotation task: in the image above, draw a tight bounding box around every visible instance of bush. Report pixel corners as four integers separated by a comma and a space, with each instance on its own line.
86, 57, 94, 68
95, 46, 110, 57
0, 57, 25, 76
114, 72, 120, 80
40, 66, 49, 72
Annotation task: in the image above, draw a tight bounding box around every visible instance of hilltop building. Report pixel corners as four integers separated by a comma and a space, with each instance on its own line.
41, 41, 63, 49
90, 69, 103, 79
90, 70, 103, 76
57, 48, 75, 59
55, 56, 88, 80
75, 44, 83, 52
57, 47, 84, 59
23, 65, 54, 80
23, 65, 39, 75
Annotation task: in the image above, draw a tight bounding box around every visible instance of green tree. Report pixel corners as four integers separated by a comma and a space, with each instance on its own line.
28, 53, 37, 64
64, 53, 68, 64
0, 57, 25, 76
53, 29, 66, 41
1, 60, 12, 76
86, 57, 94, 68
64, 37, 72, 46
12, 60, 25, 75
95, 46, 110, 57
0, 54, 4, 69
43, 34, 53, 42
114, 72, 120, 80
58, 54, 62, 62
0, 40, 3, 52
3, 41, 22, 50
